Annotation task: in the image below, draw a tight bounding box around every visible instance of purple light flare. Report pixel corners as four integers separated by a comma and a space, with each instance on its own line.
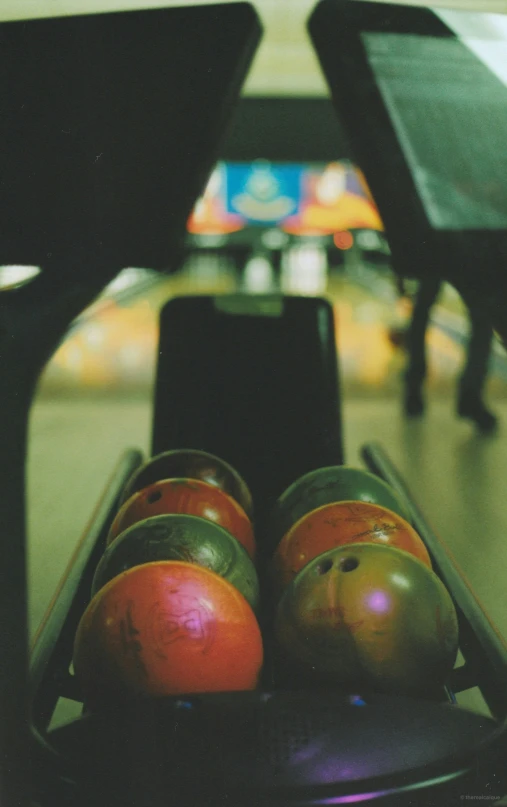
366, 590, 390, 614
321, 791, 390, 804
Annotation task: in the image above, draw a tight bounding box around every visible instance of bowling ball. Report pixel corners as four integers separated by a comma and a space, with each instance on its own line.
269, 466, 411, 551
93, 514, 259, 610
109, 478, 256, 560
120, 449, 253, 516
74, 561, 263, 709
272, 500, 431, 594
275, 543, 458, 697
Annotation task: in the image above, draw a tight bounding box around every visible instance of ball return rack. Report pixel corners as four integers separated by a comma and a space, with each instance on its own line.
27, 292, 507, 807
0, 1, 506, 805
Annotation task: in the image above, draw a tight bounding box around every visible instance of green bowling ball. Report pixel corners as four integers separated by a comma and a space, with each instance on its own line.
275, 542, 458, 697
269, 466, 411, 553
92, 513, 259, 610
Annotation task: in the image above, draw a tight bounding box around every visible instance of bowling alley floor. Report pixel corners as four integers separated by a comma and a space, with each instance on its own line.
27, 260, 507, 725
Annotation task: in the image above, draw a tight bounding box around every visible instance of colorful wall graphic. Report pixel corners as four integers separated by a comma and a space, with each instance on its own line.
187, 160, 383, 236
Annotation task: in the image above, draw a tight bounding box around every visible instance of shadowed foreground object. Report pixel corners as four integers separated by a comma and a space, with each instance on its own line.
75, 561, 263, 709
0, 0, 263, 800
275, 543, 458, 696
92, 514, 259, 610
272, 500, 431, 594
120, 449, 253, 517
47, 690, 501, 807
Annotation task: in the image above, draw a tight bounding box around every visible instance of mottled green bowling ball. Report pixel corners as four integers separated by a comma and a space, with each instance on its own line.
269, 466, 411, 552
275, 542, 458, 697
92, 513, 259, 610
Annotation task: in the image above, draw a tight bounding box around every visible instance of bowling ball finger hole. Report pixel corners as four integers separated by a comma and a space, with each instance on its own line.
317, 559, 334, 575
147, 491, 162, 504
339, 556, 359, 573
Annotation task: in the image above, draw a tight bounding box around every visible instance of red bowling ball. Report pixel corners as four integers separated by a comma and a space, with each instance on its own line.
272, 500, 431, 594
108, 477, 256, 560
74, 561, 264, 709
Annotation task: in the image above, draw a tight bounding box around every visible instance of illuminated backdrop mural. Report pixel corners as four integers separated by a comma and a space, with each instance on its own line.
188, 161, 383, 236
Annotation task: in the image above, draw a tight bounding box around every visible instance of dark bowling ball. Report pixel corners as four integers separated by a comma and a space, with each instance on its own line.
92, 513, 259, 610
120, 449, 253, 516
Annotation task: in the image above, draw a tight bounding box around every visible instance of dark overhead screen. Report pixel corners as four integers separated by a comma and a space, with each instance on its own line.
0, 3, 261, 275
363, 31, 507, 230
308, 0, 507, 235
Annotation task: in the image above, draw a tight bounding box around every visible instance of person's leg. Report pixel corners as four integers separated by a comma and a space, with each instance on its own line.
404, 277, 441, 415
457, 298, 498, 432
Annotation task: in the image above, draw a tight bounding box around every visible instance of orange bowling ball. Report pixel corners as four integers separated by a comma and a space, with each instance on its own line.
108, 478, 256, 560
272, 500, 431, 594
120, 449, 253, 516
275, 543, 458, 697
74, 561, 263, 709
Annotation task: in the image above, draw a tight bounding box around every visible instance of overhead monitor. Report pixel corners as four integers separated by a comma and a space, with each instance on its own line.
362, 30, 507, 230
0, 4, 261, 275
309, 1, 507, 234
